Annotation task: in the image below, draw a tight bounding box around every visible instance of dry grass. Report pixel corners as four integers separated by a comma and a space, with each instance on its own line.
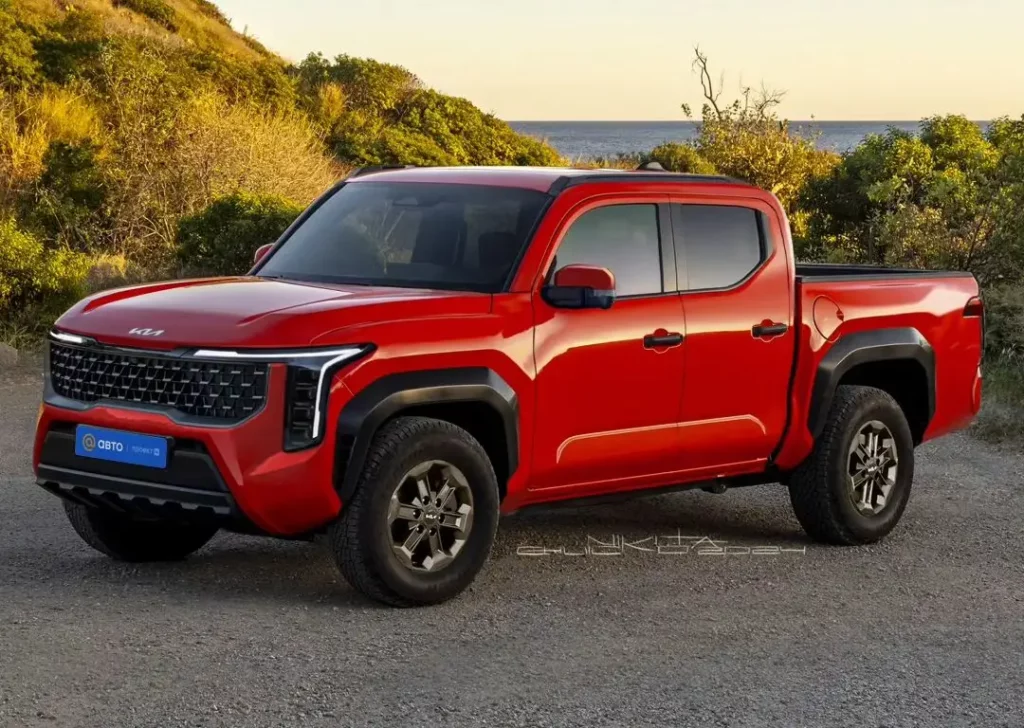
14, 0, 272, 63
0, 87, 102, 210
102, 82, 344, 260
971, 359, 1024, 444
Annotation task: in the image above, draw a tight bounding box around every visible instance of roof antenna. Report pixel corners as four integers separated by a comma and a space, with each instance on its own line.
636, 161, 665, 171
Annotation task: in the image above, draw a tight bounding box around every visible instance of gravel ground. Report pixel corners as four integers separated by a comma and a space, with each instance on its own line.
2, 364, 1023, 728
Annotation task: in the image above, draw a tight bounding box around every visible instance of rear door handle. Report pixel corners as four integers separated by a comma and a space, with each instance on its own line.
752, 322, 789, 338
644, 332, 684, 349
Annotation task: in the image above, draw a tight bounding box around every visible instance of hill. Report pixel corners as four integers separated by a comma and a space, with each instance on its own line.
0, 0, 563, 340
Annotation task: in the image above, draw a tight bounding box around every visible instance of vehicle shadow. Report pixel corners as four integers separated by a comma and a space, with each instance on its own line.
31, 490, 807, 608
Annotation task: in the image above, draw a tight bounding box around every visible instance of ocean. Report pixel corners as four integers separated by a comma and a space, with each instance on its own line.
507, 120, 987, 160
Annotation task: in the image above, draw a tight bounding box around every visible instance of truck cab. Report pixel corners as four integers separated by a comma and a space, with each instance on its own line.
34, 166, 985, 606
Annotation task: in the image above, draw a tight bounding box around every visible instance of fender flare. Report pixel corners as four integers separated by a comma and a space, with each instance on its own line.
808, 327, 935, 439
334, 368, 519, 502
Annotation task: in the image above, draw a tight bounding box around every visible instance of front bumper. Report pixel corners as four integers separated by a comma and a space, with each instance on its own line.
33, 364, 352, 536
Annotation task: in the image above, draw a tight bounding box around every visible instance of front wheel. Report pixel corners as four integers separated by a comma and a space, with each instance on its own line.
327, 417, 500, 607
63, 502, 219, 561
788, 385, 915, 545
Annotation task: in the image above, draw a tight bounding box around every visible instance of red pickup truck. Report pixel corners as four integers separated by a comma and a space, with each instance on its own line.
34, 166, 985, 606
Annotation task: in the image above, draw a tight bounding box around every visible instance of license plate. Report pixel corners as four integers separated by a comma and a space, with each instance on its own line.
75, 425, 169, 469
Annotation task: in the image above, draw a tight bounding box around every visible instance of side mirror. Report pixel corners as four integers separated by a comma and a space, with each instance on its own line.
542, 264, 616, 310
253, 243, 274, 265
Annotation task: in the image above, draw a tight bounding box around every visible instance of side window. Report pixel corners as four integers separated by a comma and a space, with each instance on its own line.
552, 204, 663, 297
672, 204, 765, 290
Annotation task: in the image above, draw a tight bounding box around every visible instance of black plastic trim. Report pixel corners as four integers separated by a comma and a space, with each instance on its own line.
348, 165, 417, 178
40, 423, 228, 493
335, 368, 519, 502
796, 263, 976, 282
561, 172, 749, 188
808, 327, 936, 439
37, 465, 237, 517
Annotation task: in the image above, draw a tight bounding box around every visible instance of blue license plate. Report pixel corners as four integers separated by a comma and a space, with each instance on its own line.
75, 425, 169, 469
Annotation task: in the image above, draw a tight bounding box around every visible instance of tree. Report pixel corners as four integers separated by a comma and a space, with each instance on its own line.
682, 48, 838, 218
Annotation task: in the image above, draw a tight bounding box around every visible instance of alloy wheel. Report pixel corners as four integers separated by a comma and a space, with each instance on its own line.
387, 460, 474, 572
847, 420, 899, 516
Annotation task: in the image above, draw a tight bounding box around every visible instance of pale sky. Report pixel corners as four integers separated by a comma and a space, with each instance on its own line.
213, 0, 1023, 121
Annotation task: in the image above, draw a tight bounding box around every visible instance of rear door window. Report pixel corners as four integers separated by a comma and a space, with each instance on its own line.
672, 204, 765, 290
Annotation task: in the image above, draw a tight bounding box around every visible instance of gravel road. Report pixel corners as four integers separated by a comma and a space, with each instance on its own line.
2, 363, 1023, 728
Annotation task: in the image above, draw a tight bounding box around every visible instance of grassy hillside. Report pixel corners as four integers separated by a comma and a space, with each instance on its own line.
0, 0, 563, 345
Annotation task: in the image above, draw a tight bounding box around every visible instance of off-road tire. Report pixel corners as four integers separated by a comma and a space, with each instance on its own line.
64, 502, 219, 561
327, 416, 500, 607
788, 385, 915, 545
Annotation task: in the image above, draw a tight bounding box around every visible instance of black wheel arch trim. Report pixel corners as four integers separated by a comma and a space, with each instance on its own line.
808, 327, 935, 439
335, 368, 519, 503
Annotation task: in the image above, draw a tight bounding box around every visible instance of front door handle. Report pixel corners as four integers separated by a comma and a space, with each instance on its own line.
752, 322, 789, 338
644, 332, 684, 349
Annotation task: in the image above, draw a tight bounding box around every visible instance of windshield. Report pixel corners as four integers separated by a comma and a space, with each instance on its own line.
257, 181, 550, 293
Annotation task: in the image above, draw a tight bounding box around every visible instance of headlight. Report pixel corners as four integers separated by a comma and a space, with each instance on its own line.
192, 345, 372, 451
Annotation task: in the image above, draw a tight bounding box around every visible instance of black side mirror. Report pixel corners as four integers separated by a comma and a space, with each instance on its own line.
542, 264, 616, 310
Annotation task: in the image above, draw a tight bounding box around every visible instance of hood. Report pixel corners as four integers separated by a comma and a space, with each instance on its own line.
53, 276, 491, 350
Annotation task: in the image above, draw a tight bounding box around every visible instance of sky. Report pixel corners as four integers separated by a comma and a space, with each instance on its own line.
212, 0, 1024, 121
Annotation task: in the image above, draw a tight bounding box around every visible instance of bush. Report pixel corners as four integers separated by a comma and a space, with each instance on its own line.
176, 193, 304, 276
0, 3, 40, 90
95, 39, 336, 263
0, 217, 89, 326
296, 52, 563, 168
983, 284, 1024, 360
641, 143, 716, 174
0, 87, 102, 210
34, 7, 106, 84
113, 0, 178, 32
25, 140, 109, 251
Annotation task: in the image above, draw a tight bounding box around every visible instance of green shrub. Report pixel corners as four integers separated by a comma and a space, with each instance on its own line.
34, 8, 106, 84
0, 3, 40, 90
0, 217, 90, 326
983, 284, 1024, 360
296, 52, 563, 168
25, 140, 109, 251
113, 0, 178, 32
641, 143, 717, 174
176, 193, 304, 276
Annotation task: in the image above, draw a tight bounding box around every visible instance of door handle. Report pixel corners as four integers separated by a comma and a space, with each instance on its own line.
752, 322, 789, 338
643, 332, 684, 349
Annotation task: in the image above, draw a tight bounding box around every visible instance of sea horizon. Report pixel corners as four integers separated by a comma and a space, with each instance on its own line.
508, 119, 991, 159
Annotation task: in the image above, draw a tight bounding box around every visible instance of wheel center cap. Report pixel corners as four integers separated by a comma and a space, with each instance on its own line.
423, 508, 440, 524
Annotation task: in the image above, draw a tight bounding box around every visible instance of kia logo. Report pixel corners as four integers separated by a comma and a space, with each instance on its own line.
129, 328, 164, 337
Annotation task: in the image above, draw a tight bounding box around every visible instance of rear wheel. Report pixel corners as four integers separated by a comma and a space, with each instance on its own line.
788, 385, 915, 545
327, 416, 500, 607
63, 502, 219, 562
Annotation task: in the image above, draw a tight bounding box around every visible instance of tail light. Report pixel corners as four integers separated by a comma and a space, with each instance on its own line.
964, 295, 985, 364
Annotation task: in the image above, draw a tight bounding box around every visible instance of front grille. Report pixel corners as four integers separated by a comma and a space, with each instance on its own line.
49, 342, 268, 423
